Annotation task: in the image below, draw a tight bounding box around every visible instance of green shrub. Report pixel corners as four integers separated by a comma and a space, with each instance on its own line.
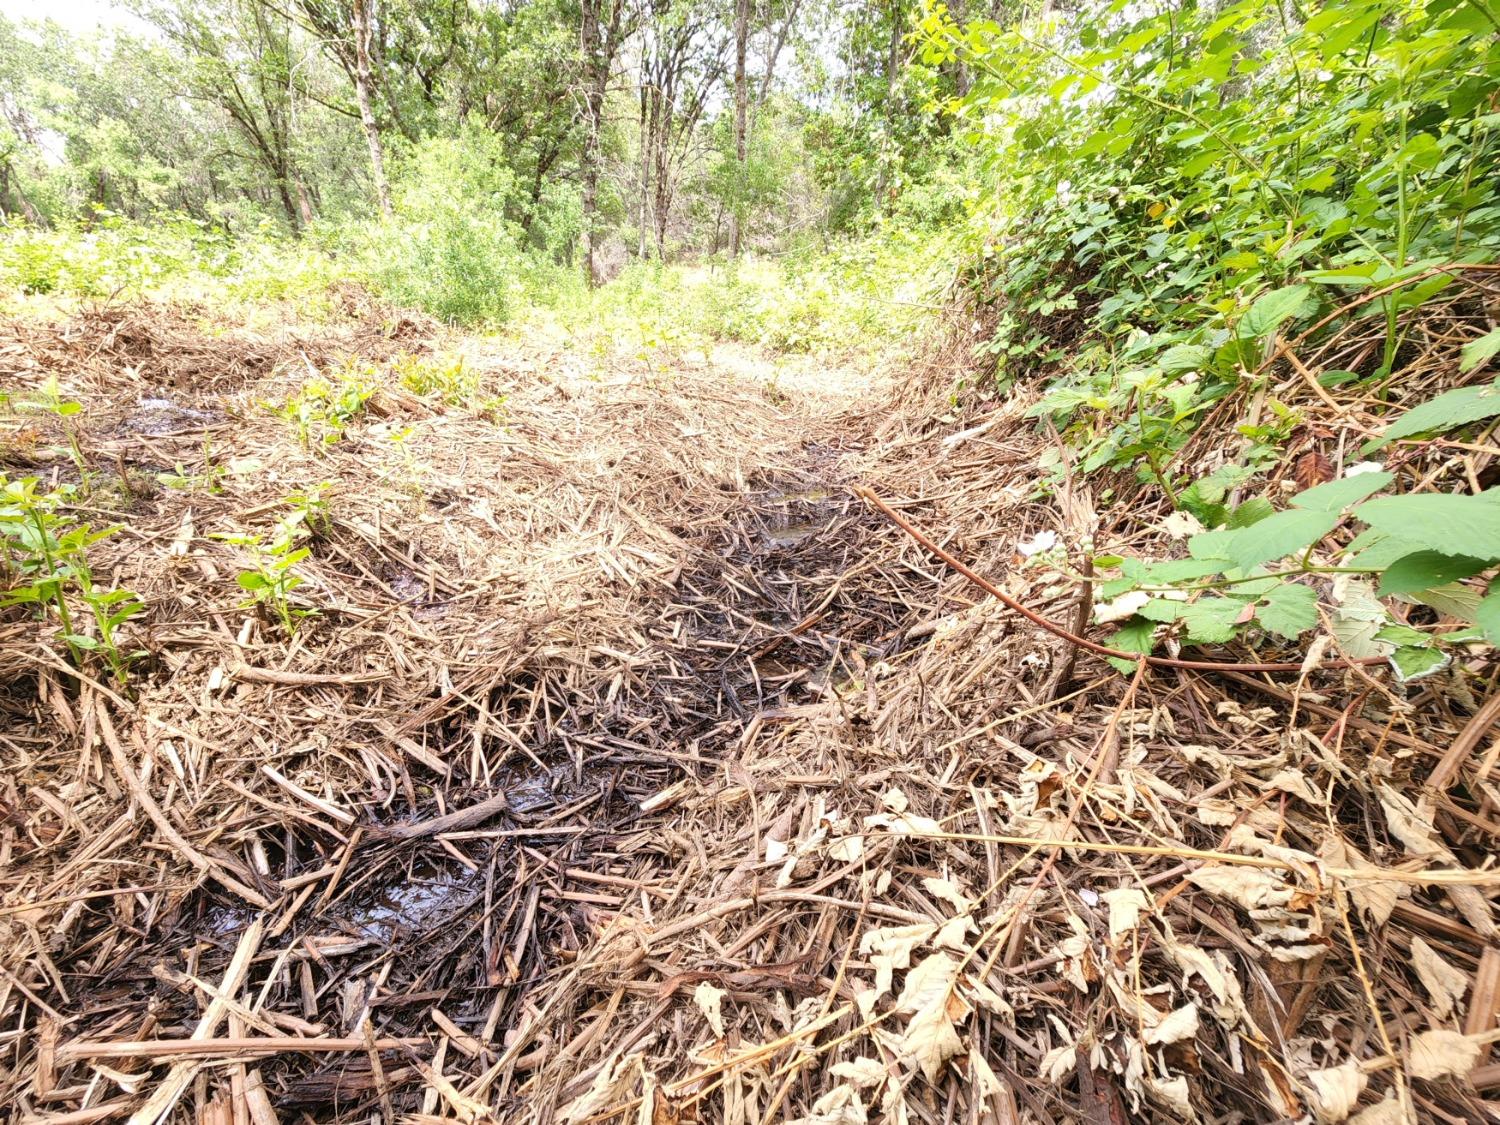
353, 125, 529, 326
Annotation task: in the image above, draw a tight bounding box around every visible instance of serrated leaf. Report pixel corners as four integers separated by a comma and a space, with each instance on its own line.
1356, 494, 1500, 560
1477, 594, 1500, 643
1368, 380, 1500, 449
1137, 598, 1188, 623
1377, 551, 1489, 596
1140, 558, 1227, 583
1412, 582, 1484, 623
1389, 645, 1449, 682
1374, 623, 1431, 647
1188, 527, 1239, 561
1408, 1028, 1482, 1080
1223, 508, 1340, 570
1461, 328, 1500, 373
1255, 583, 1319, 638
1290, 471, 1393, 511
1229, 496, 1274, 527
1237, 284, 1316, 340
1158, 343, 1211, 372
1330, 579, 1392, 659
1107, 616, 1156, 673
1178, 597, 1245, 643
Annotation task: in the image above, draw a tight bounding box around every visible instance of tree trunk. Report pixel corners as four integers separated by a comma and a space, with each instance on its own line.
351, 0, 393, 216
579, 0, 608, 285
638, 81, 653, 259
729, 0, 749, 255
752, 0, 800, 134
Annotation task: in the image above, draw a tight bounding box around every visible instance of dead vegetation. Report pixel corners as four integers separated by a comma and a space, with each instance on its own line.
3, 286, 1500, 1124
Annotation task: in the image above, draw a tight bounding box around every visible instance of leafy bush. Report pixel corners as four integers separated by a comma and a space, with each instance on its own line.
354, 126, 529, 326
922, 0, 1500, 669
0, 212, 237, 296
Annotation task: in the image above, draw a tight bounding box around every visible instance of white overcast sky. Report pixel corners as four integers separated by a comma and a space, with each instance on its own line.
0, 0, 146, 34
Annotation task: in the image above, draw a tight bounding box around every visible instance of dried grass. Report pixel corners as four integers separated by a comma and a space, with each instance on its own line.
3, 279, 1499, 1124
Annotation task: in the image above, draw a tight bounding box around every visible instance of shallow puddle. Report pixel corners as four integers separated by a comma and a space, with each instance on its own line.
120, 395, 223, 436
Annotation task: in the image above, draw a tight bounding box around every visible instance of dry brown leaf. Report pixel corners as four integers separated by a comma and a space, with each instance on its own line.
1101, 887, 1150, 940
1408, 1028, 1482, 1080
829, 1057, 886, 1088
894, 952, 964, 1081
895, 952, 960, 1015
922, 875, 975, 915
1348, 1093, 1405, 1124
1040, 1042, 1076, 1084
1410, 937, 1469, 1021
1295, 450, 1336, 490
1186, 865, 1294, 910
560, 1050, 644, 1124
860, 923, 936, 999
1144, 1003, 1200, 1046
900, 995, 965, 1082
970, 1048, 1005, 1100
1304, 1059, 1368, 1123
1146, 1074, 1195, 1120
787, 1084, 868, 1125
693, 982, 727, 1038
1376, 785, 1448, 860
1319, 833, 1405, 926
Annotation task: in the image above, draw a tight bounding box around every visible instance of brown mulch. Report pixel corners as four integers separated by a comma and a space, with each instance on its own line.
2, 279, 1499, 1124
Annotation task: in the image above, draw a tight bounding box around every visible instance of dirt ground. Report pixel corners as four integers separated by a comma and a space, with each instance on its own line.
4, 294, 1500, 1123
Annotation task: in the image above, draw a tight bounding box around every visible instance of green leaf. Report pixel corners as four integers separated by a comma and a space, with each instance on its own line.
1224, 508, 1340, 570
1389, 645, 1449, 682
1228, 497, 1274, 528
1137, 598, 1187, 622
1138, 558, 1227, 583
1330, 580, 1393, 659
1410, 582, 1485, 623
1290, 472, 1393, 511
63, 634, 100, 650
1236, 284, 1316, 340
1107, 616, 1156, 673
1255, 583, 1319, 638
1462, 328, 1500, 373
1158, 344, 1211, 373
237, 572, 269, 591
1367, 382, 1500, 449
1188, 528, 1239, 561
1178, 597, 1246, 643
1476, 594, 1500, 643
1377, 551, 1489, 596
1374, 623, 1431, 647
1355, 494, 1500, 561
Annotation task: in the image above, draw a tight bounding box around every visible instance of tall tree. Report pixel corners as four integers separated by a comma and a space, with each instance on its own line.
350, 0, 393, 214
579, 0, 630, 284
136, 0, 316, 230
729, 0, 748, 253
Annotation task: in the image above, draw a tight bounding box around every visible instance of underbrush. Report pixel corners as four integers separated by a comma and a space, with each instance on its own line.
538, 228, 953, 361
923, 0, 1500, 675
1, 209, 944, 356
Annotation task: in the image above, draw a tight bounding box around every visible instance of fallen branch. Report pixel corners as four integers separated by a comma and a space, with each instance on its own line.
376, 791, 510, 840
57, 1036, 426, 1062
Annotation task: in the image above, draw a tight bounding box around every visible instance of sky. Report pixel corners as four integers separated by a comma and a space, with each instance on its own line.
0, 0, 147, 35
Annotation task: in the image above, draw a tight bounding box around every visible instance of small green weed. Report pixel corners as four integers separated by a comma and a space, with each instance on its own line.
0, 474, 145, 687
274, 365, 376, 448
394, 353, 504, 415
218, 510, 317, 637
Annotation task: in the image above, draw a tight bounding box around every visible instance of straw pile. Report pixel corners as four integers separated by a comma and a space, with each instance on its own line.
2, 274, 1499, 1124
